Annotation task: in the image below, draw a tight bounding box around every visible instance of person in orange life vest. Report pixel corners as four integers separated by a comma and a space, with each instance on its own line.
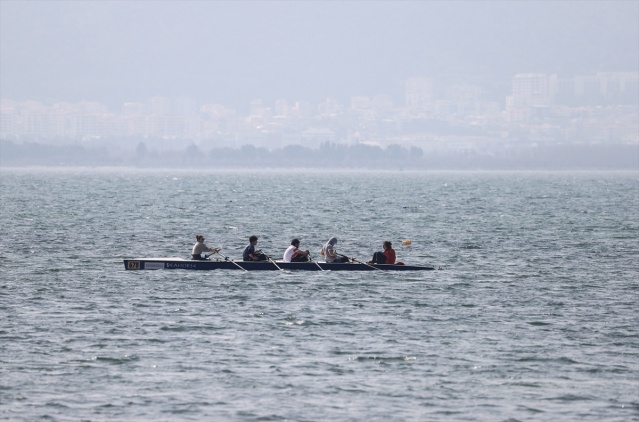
368, 241, 396, 264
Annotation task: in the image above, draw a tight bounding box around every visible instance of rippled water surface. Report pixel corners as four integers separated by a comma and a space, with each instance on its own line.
1, 169, 638, 421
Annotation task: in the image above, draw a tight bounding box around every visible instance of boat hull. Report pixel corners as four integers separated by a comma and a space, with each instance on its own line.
123, 258, 435, 271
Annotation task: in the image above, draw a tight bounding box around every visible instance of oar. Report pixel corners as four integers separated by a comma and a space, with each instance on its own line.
308, 254, 324, 271
214, 251, 248, 272
337, 253, 383, 271
264, 254, 284, 271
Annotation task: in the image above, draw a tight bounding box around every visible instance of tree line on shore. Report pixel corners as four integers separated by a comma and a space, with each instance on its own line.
0, 139, 636, 170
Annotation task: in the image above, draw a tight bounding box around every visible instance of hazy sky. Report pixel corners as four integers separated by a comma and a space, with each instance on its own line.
1, 0, 637, 109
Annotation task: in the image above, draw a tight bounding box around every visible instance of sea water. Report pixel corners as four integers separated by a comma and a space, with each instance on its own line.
0, 169, 637, 421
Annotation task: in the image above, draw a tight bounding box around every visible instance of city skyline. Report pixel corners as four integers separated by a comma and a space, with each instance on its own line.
3, 70, 637, 112
2, 70, 636, 168
2, 70, 637, 156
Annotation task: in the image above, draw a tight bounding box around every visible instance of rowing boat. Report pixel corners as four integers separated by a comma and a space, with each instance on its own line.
123, 258, 435, 271
123, 258, 434, 271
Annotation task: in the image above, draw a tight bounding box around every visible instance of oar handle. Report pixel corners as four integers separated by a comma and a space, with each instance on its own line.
336, 253, 354, 262
214, 250, 229, 259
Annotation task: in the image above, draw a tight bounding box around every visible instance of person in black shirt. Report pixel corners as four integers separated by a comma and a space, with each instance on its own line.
243, 235, 267, 261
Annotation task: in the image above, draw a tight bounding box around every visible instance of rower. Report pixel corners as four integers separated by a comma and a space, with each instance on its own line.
320, 237, 350, 263
243, 235, 268, 261
191, 234, 220, 260
283, 239, 310, 262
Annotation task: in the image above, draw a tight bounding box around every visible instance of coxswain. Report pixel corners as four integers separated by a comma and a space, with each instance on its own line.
368, 241, 396, 264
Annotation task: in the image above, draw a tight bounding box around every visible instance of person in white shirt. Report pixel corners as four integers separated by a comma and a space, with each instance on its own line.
283, 239, 310, 262
191, 234, 220, 260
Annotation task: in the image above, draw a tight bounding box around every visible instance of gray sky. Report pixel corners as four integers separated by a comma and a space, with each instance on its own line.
1, 0, 637, 109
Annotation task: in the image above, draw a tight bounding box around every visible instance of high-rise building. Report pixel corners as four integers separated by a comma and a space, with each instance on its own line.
575, 72, 639, 104
510, 73, 555, 107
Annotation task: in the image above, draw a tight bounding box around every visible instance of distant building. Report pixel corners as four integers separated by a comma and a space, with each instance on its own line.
351, 96, 371, 110
148, 96, 171, 115
175, 96, 198, 116
510, 73, 555, 107
575, 72, 639, 105
249, 99, 271, 119
317, 98, 342, 115
506, 73, 558, 123
122, 102, 146, 115
274, 99, 289, 117
405, 77, 434, 108
446, 84, 482, 115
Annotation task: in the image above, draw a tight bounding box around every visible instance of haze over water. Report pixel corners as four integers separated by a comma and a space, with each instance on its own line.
2, 1, 637, 171
2, 1, 637, 107
1, 169, 637, 420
